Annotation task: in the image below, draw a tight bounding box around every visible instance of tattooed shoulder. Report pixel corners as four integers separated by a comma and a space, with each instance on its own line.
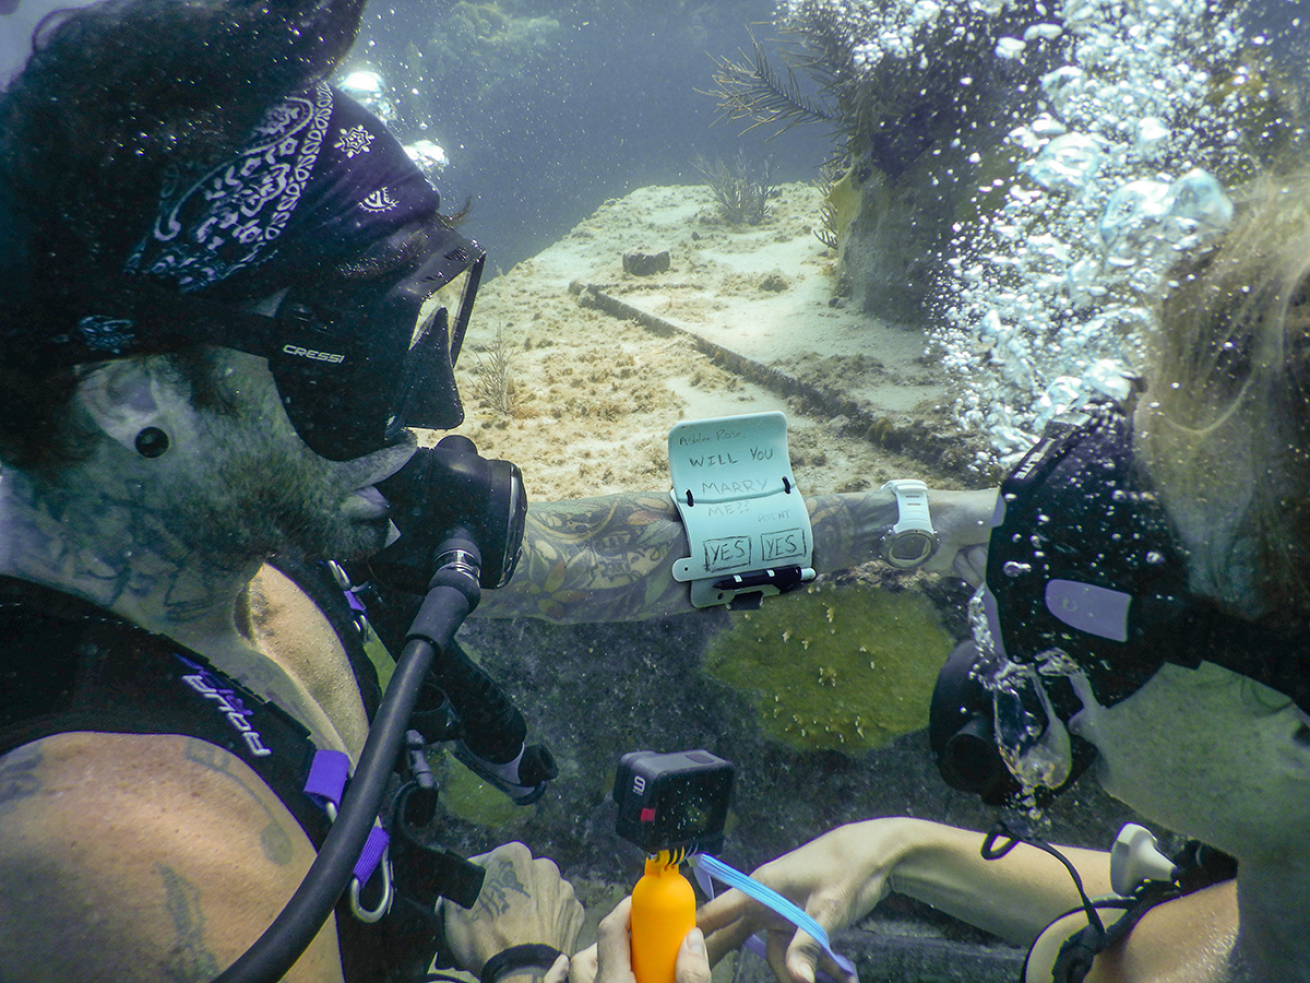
183, 739, 294, 866
157, 863, 222, 983
0, 746, 42, 818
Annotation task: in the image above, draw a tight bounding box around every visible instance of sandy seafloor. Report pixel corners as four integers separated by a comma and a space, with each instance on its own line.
435, 181, 979, 501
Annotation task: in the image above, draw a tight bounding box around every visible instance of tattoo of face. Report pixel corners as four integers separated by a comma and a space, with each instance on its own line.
156, 864, 222, 983
184, 739, 294, 865
0, 748, 42, 818
477, 858, 531, 917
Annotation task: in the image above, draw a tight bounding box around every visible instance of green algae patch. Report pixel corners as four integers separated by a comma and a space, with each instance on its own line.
437, 751, 530, 828
703, 584, 954, 755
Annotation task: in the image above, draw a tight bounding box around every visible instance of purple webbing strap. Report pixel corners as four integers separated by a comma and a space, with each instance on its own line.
304, 749, 350, 807
303, 749, 389, 885
354, 826, 390, 883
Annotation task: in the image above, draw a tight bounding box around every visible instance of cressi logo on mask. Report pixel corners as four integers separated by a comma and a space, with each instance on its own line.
282, 343, 346, 364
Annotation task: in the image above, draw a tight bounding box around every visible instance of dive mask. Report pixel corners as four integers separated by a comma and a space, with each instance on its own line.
979, 401, 1192, 707
931, 400, 1186, 806
268, 226, 485, 460
31, 225, 485, 461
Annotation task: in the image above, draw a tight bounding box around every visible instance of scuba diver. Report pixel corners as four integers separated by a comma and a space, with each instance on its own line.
689, 174, 1310, 983
0, 1, 996, 981
0, 0, 589, 978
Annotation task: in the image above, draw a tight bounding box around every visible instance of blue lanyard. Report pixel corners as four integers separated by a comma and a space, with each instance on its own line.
689, 854, 858, 982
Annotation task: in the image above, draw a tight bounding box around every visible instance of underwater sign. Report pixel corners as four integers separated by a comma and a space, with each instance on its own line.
668, 411, 815, 608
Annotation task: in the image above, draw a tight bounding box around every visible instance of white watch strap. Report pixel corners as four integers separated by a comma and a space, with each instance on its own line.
884, 479, 933, 533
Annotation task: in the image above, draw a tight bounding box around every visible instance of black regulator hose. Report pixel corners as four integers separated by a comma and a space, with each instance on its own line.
213, 537, 483, 983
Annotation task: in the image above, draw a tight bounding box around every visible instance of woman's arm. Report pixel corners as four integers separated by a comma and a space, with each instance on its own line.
473, 488, 996, 623
696, 818, 1112, 983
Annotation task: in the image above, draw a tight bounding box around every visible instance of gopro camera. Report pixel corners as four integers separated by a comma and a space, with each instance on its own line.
613, 750, 734, 855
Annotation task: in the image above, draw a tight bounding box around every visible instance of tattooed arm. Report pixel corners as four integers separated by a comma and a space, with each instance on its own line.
0, 733, 345, 983
473, 488, 997, 623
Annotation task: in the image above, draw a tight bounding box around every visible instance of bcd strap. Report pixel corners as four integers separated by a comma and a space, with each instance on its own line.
373, 779, 488, 978
304, 749, 391, 888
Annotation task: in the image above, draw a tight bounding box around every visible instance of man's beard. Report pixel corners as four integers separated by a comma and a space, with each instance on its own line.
176, 436, 392, 568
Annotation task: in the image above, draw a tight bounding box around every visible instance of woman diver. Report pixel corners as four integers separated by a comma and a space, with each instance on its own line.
690, 174, 1310, 983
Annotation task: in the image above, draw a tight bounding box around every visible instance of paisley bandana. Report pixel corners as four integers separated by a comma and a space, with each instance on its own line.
124, 81, 441, 295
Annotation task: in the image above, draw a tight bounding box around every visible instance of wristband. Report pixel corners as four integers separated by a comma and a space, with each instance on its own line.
879, 479, 939, 569
480, 944, 566, 983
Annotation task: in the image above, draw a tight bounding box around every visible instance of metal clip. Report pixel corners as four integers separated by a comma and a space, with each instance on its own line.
349, 844, 394, 923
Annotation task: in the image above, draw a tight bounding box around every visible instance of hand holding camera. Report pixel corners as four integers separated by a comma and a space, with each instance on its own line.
578, 896, 710, 983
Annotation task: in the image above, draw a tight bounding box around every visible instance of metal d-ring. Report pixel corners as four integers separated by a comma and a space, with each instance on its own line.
349, 842, 394, 923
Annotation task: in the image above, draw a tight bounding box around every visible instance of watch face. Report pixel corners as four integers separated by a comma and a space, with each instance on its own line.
885, 530, 938, 569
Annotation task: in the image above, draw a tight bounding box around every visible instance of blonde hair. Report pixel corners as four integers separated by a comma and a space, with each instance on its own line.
1140, 174, 1310, 617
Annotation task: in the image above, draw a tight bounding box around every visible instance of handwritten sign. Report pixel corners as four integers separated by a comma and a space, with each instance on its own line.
669, 412, 813, 587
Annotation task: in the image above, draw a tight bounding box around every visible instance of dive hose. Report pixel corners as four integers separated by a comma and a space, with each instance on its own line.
213, 537, 483, 983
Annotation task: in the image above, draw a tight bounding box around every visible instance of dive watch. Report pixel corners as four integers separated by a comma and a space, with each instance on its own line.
879, 479, 939, 569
